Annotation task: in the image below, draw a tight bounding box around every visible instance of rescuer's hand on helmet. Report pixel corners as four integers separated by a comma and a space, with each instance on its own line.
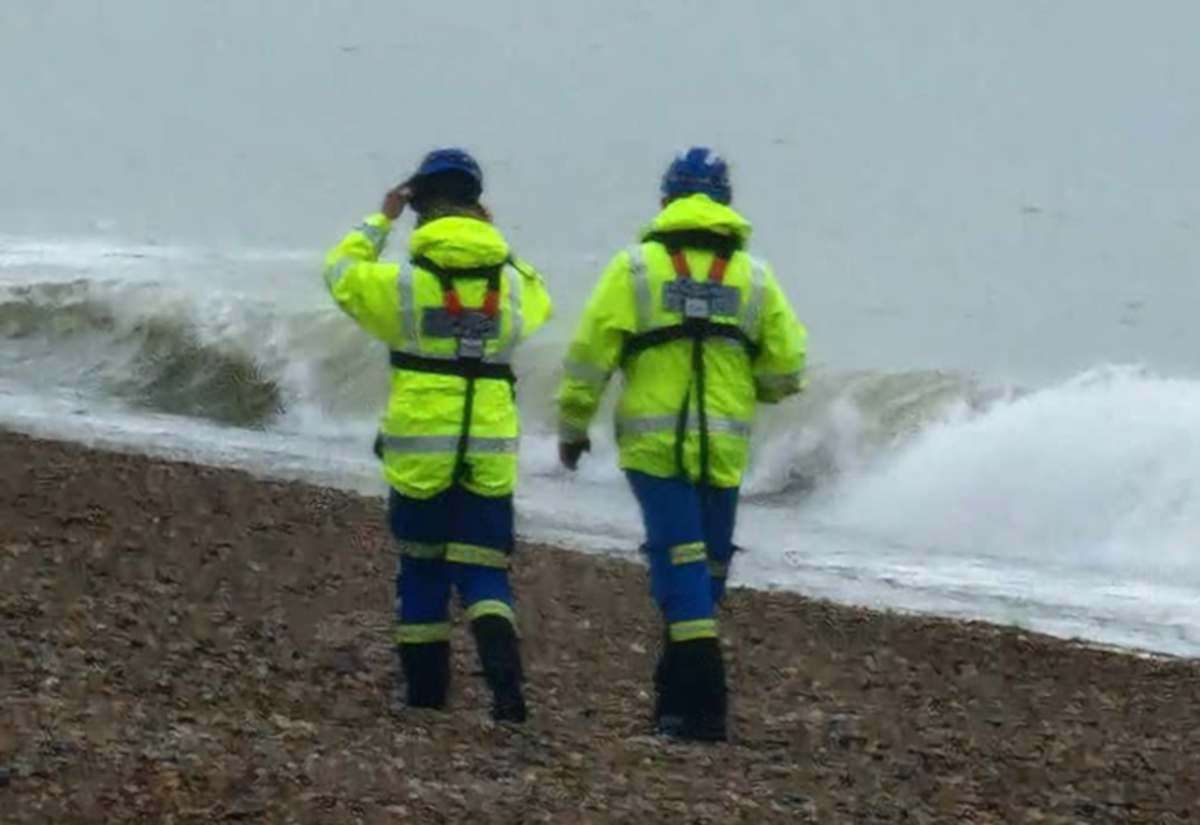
558, 439, 591, 471
382, 184, 413, 221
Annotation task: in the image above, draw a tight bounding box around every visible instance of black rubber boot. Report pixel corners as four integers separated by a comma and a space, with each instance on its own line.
398, 642, 451, 710
653, 630, 686, 736
470, 615, 527, 723
671, 637, 728, 742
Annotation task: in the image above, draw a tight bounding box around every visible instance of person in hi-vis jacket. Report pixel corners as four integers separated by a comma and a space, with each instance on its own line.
556, 147, 806, 740
324, 148, 552, 722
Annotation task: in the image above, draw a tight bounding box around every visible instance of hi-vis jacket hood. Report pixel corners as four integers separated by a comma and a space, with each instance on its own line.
323, 212, 552, 500
555, 194, 807, 488
639, 195, 752, 244
409, 216, 510, 268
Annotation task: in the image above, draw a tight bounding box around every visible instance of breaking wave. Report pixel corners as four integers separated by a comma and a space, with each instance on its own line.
0, 275, 1018, 497
1, 280, 285, 427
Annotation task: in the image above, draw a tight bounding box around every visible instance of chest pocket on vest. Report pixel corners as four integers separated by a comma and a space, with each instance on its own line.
662, 280, 742, 319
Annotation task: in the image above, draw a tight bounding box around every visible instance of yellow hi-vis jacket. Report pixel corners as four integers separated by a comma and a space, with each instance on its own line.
556, 194, 806, 488
324, 212, 552, 499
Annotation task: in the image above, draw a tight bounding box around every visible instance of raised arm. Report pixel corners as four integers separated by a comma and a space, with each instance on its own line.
321, 186, 410, 343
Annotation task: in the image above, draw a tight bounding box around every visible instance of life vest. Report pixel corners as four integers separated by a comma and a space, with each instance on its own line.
621, 230, 761, 366
381, 255, 521, 483
620, 230, 763, 483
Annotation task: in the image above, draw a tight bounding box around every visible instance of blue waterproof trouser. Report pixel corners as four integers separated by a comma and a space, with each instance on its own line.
626, 471, 740, 642
388, 486, 517, 644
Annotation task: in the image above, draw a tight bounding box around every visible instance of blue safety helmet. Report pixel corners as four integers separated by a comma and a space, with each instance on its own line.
660, 146, 732, 204
412, 147, 483, 198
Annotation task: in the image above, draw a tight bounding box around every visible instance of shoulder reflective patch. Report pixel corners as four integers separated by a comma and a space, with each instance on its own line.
628, 244, 653, 331
397, 266, 418, 350
741, 257, 767, 338
489, 265, 524, 363
421, 308, 501, 340
662, 280, 742, 319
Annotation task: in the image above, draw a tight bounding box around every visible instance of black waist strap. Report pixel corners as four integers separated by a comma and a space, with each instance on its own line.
389, 351, 516, 383
621, 321, 759, 366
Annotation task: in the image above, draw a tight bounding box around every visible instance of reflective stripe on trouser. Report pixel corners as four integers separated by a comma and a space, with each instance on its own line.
638, 539, 716, 640
628, 472, 739, 640
627, 470, 740, 610
394, 540, 511, 572
669, 542, 707, 565
389, 486, 517, 644
395, 557, 516, 643
669, 618, 719, 642
395, 620, 452, 644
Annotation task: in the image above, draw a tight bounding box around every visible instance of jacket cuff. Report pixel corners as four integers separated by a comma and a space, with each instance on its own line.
559, 422, 589, 443
354, 213, 392, 255
363, 212, 392, 229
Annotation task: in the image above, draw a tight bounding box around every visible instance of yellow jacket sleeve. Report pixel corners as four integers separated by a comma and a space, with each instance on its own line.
555, 249, 638, 441
511, 257, 553, 339
753, 264, 808, 403
322, 213, 403, 343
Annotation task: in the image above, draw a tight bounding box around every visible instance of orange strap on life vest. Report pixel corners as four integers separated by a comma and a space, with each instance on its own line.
439, 280, 500, 318
669, 248, 729, 284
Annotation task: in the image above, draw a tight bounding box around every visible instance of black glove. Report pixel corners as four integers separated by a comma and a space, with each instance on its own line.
558, 439, 591, 471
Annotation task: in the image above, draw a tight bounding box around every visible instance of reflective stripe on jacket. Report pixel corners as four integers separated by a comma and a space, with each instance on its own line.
556, 194, 806, 487
325, 212, 552, 498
